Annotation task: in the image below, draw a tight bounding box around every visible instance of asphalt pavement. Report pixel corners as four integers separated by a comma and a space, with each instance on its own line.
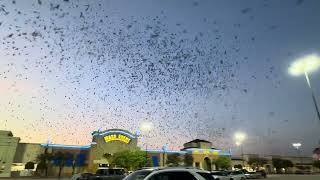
267, 174, 320, 180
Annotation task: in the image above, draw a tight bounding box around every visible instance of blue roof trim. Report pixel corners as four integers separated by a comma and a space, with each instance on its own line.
146, 148, 231, 156
146, 149, 187, 154
92, 130, 136, 139
40, 144, 91, 149
183, 148, 221, 152
219, 152, 232, 156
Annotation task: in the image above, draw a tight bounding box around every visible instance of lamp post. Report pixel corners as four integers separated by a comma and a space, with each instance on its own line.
289, 54, 320, 121
140, 121, 153, 166
292, 142, 302, 164
234, 132, 247, 168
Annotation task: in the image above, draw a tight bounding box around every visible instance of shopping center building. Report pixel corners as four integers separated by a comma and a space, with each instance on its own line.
0, 129, 231, 177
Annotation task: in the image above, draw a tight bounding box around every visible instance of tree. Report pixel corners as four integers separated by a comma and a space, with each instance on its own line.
234, 164, 243, 169
36, 152, 53, 176
166, 153, 181, 166
272, 158, 293, 173
25, 161, 35, 170
52, 152, 68, 178
112, 150, 147, 170
283, 159, 293, 168
184, 154, 194, 167
214, 156, 231, 170
313, 160, 320, 169
248, 157, 268, 170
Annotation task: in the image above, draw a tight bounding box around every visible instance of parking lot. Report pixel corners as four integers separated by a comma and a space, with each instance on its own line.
267, 174, 320, 180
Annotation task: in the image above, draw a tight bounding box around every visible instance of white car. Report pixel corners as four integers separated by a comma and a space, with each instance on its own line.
227, 171, 246, 180
123, 167, 215, 180
211, 171, 230, 180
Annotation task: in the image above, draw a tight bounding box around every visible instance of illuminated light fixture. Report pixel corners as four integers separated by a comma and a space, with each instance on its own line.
289, 54, 320, 76
292, 142, 302, 150
140, 121, 153, 133
234, 132, 247, 145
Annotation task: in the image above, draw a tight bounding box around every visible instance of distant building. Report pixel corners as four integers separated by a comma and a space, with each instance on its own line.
231, 154, 317, 173
0, 129, 231, 177
313, 147, 320, 160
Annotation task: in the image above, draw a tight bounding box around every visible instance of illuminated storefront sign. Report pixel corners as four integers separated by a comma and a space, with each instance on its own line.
103, 134, 131, 144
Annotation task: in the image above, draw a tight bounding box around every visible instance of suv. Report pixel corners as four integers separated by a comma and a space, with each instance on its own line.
123, 167, 215, 180
227, 171, 246, 180
89, 168, 126, 180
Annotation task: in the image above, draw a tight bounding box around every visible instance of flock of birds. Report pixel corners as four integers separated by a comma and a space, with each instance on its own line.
0, 0, 302, 150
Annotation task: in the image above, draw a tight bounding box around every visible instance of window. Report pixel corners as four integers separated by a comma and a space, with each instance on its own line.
96, 169, 105, 175
211, 171, 227, 176
149, 171, 197, 180
123, 170, 152, 180
115, 169, 125, 175
109, 169, 115, 175
197, 172, 215, 180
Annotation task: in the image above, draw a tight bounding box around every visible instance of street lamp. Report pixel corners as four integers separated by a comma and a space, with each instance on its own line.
292, 143, 302, 164
234, 132, 247, 167
140, 121, 154, 166
289, 53, 320, 121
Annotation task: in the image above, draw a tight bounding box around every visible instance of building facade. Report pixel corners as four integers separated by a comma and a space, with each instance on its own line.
231, 154, 319, 173
0, 131, 20, 177
0, 129, 231, 177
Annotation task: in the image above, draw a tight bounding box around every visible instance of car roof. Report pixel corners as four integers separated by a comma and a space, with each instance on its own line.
139, 167, 210, 173
97, 168, 124, 169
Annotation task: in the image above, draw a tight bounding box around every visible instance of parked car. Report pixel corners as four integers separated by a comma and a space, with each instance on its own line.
89, 168, 126, 180
256, 170, 267, 178
227, 171, 246, 180
71, 173, 93, 180
243, 171, 263, 179
211, 171, 230, 180
123, 167, 215, 180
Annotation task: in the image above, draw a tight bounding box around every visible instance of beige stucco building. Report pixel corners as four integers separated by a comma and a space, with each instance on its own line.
0, 131, 20, 177
0, 129, 230, 177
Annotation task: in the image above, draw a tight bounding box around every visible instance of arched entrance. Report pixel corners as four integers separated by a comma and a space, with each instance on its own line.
203, 157, 212, 171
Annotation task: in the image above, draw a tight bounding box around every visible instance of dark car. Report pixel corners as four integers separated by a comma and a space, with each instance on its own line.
89, 168, 126, 180
71, 173, 94, 180
256, 170, 267, 178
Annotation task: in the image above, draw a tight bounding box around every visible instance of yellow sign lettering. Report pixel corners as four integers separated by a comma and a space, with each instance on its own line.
104, 134, 131, 144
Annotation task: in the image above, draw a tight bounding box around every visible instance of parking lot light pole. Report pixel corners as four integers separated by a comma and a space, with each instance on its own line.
234, 132, 247, 168
140, 121, 153, 166
289, 53, 320, 121
292, 143, 302, 164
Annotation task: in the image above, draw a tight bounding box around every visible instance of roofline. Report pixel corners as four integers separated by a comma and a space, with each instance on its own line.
146, 149, 187, 154
183, 148, 220, 152
40, 143, 91, 149
184, 139, 212, 144
145, 148, 231, 156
